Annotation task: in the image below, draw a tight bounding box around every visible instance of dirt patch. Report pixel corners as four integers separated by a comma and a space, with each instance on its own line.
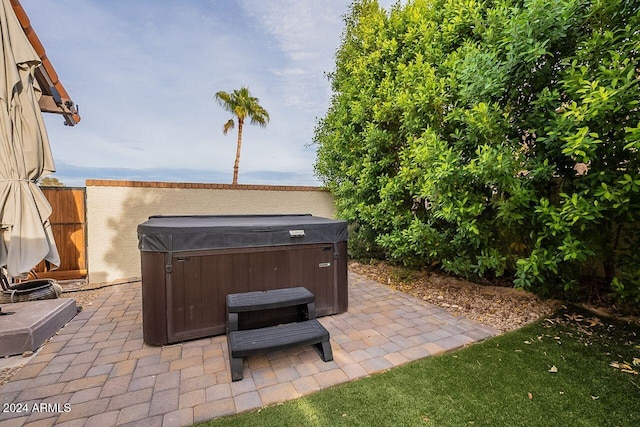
349, 260, 561, 333
0, 366, 21, 387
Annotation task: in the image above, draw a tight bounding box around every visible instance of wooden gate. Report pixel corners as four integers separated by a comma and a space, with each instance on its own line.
34, 187, 87, 280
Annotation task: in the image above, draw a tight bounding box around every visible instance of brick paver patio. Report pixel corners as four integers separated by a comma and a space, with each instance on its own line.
0, 272, 497, 426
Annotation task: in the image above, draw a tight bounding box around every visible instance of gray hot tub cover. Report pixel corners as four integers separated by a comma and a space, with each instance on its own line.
137, 214, 348, 253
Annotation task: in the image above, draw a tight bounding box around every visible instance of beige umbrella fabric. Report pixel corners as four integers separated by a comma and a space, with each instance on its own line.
0, 0, 59, 279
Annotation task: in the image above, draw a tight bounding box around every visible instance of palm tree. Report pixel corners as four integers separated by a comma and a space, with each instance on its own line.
214, 87, 270, 185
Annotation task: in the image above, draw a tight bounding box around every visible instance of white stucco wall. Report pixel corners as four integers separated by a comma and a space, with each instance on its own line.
85, 181, 336, 283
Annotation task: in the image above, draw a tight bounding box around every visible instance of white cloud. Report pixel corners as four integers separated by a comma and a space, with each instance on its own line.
238, 0, 350, 110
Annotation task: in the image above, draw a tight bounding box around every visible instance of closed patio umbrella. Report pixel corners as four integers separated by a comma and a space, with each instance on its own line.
0, 0, 59, 279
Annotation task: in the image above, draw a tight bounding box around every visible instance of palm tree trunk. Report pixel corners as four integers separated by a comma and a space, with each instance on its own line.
233, 119, 244, 185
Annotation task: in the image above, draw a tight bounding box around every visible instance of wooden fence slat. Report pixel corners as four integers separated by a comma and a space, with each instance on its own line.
34, 187, 87, 280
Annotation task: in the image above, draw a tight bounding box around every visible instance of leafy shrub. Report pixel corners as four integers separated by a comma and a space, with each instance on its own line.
314, 0, 640, 301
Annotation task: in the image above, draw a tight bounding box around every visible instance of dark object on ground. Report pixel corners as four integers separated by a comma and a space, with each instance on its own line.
226, 286, 332, 381
137, 214, 348, 345
1, 267, 62, 304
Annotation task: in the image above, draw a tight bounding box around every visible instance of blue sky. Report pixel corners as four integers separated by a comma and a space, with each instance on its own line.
22, 0, 399, 187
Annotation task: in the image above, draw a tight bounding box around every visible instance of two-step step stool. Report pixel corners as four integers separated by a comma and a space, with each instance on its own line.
226, 287, 333, 381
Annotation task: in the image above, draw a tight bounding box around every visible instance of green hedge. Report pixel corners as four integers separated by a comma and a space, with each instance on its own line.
314, 0, 640, 303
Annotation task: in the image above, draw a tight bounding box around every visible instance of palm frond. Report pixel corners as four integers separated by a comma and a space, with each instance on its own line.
222, 119, 235, 135
214, 91, 234, 113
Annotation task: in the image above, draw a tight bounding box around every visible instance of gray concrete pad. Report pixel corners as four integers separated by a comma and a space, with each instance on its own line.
0, 298, 77, 357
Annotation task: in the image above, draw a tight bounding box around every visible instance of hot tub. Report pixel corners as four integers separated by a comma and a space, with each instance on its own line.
137, 214, 348, 345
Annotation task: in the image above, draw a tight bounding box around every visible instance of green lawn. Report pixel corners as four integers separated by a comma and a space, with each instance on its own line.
202, 306, 640, 427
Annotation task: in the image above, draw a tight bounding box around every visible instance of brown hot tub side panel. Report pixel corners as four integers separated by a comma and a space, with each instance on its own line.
336, 241, 348, 313
141, 251, 168, 346
141, 244, 348, 345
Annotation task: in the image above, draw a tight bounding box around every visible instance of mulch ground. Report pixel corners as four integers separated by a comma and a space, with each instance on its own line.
348, 260, 562, 333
